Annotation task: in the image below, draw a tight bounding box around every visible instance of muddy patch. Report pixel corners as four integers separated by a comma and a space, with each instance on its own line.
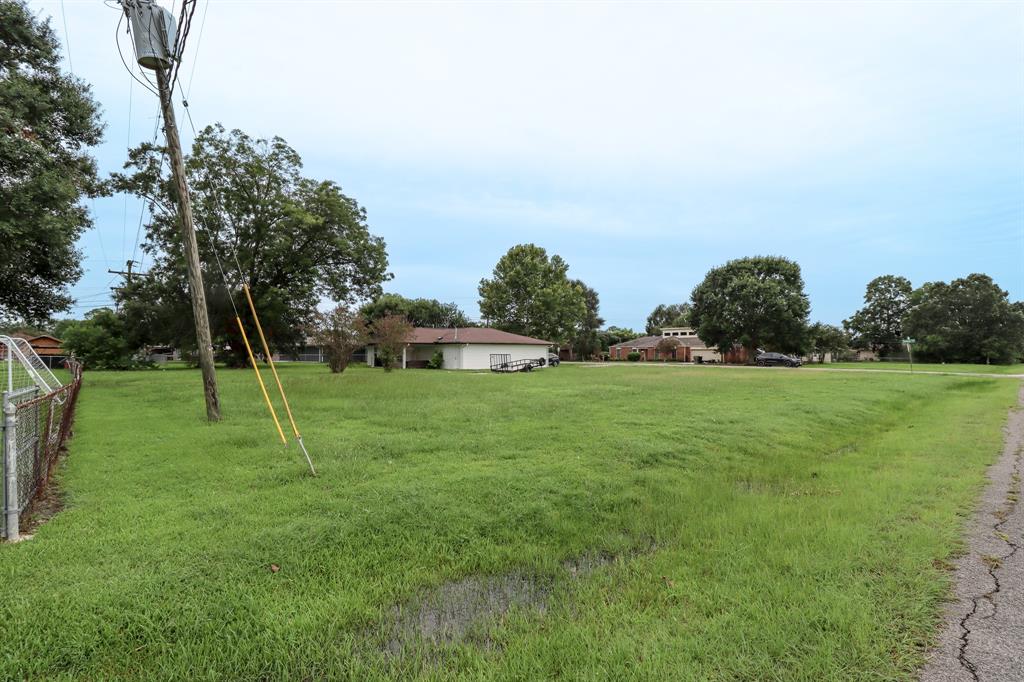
383, 572, 552, 654
379, 540, 656, 656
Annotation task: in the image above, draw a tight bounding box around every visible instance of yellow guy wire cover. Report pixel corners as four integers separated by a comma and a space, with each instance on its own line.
237, 314, 287, 445
241, 284, 317, 476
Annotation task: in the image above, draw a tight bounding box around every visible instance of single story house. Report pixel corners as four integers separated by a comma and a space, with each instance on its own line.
277, 339, 366, 365
366, 327, 552, 370
608, 326, 747, 363
10, 332, 67, 369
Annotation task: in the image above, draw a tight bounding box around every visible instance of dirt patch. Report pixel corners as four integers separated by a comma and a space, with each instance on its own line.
379, 540, 656, 656
18, 479, 66, 536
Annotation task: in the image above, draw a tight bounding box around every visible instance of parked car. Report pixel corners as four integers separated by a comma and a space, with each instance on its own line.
755, 351, 802, 367
546, 353, 560, 367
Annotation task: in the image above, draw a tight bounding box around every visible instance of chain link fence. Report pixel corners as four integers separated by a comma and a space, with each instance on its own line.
2, 360, 82, 540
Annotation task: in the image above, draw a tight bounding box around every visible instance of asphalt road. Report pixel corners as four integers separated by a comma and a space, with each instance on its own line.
919, 385, 1024, 682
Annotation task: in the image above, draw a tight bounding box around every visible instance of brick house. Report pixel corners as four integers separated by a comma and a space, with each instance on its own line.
608, 327, 747, 363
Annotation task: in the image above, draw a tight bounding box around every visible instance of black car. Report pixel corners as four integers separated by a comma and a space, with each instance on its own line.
755, 351, 802, 367
546, 353, 560, 367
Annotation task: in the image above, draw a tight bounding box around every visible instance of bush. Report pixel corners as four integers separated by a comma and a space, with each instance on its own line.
656, 336, 680, 361
627, 351, 642, 362
426, 350, 444, 369
61, 308, 149, 370
310, 305, 367, 373
371, 314, 413, 372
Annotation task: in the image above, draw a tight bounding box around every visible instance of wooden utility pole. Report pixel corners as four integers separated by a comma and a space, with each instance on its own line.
155, 66, 220, 421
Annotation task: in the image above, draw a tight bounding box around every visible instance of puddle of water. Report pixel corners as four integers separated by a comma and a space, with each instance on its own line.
379, 540, 657, 655
384, 573, 552, 655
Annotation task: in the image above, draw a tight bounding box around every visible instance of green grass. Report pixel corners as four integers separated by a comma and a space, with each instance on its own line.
0, 364, 1018, 680
822, 362, 1024, 375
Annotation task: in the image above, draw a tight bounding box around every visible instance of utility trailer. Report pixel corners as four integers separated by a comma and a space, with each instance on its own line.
489, 354, 546, 373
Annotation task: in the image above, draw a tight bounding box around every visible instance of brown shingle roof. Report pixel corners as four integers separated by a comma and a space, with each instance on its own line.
610, 334, 714, 350
406, 327, 553, 346
608, 335, 662, 349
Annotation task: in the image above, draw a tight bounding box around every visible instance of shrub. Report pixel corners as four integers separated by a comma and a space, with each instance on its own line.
310, 305, 367, 373
371, 314, 413, 372
427, 350, 444, 369
656, 336, 680, 361
627, 351, 641, 362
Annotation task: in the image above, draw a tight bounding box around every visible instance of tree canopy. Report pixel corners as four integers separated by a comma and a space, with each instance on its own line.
60, 308, 146, 370
600, 326, 639, 349
359, 293, 469, 328
806, 322, 849, 362
645, 303, 691, 335
569, 280, 605, 359
110, 124, 390, 364
690, 256, 809, 358
0, 0, 104, 323
843, 275, 913, 354
477, 244, 587, 344
904, 274, 1024, 364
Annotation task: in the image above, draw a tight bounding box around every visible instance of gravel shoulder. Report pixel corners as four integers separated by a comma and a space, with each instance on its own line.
919, 385, 1024, 682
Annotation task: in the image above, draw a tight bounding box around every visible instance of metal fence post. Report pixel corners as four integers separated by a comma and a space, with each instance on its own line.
3, 396, 18, 541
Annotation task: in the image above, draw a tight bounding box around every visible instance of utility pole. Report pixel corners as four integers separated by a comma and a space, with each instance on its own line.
123, 0, 220, 421
108, 259, 152, 284
155, 66, 220, 421
108, 259, 146, 310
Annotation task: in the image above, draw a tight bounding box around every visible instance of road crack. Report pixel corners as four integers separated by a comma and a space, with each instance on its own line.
956, 430, 1023, 680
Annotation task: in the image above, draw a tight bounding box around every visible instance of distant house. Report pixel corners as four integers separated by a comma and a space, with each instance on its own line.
608, 327, 747, 363
10, 332, 66, 369
146, 346, 180, 363
366, 327, 552, 370
272, 338, 367, 365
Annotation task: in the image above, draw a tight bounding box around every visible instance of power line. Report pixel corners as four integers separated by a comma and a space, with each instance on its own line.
59, 2, 114, 287
130, 106, 164, 273
58, 0, 73, 74
122, 71, 134, 266
183, 0, 209, 101
114, 12, 159, 97
168, 0, 199, 98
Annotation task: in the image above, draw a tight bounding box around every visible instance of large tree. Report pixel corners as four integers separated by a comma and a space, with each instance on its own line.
110, 124, 390, 365
0, 1, 103, 323
569, 279, 604, 360
360, 293, 469, 328
904, 274, 1024, 364
645, 303, 691, 335
690, 256, 810, 360
477, 244, 586, 344
843, 275, 913, 355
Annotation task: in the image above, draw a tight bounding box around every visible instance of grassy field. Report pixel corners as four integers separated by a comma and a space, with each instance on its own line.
821, 362, 1024, 375
0, 363, 1018, 680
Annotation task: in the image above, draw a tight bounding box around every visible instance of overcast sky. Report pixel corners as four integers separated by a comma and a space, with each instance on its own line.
34, 0, 1024, 330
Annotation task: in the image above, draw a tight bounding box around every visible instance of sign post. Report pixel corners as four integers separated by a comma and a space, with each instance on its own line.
903, 338, 916, 374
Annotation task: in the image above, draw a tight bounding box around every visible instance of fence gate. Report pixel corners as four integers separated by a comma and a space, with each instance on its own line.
1, 337, 82, 541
